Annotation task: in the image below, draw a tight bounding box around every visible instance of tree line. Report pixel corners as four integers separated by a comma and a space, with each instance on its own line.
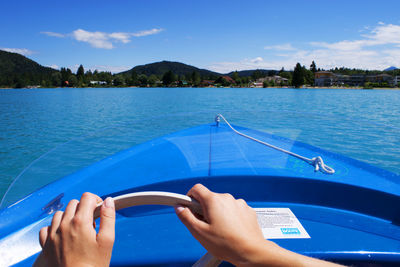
0, 61, 324, 88
2, 60, 399, 89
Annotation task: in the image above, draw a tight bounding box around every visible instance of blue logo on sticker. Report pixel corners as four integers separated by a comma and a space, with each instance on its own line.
281, 228, 300, 235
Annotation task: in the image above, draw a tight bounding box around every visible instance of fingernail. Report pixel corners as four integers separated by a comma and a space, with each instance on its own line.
175, 205, 185, 214
104, 197, 114, 208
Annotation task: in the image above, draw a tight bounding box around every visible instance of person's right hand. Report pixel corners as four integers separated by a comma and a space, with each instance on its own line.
175, 184, 344, 267
175, 184, 270, 266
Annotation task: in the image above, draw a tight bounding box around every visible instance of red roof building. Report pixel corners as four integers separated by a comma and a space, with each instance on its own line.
222, 76, 236, 84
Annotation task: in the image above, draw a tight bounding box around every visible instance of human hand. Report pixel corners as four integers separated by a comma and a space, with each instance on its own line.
175, 184, 270, 266
176, 184, 344, 267
33, 193, 116, 267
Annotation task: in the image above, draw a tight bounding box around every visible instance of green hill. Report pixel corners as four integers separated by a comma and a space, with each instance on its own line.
120, 60, 220, 78
0, 50, 57, 88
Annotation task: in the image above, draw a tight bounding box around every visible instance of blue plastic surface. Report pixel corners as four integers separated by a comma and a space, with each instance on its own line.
1, 123, 400, 266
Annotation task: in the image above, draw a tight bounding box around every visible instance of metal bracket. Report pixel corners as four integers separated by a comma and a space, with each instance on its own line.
215, 115, 220, 127
42, 193, 64, 214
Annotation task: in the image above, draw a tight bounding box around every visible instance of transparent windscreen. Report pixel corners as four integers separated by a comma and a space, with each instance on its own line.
1, 109, 399, 209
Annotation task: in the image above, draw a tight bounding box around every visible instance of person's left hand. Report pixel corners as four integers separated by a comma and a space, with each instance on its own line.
33, 192, 116, 267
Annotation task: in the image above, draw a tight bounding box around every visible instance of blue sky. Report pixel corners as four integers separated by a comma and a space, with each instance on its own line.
2, 0, 400, 73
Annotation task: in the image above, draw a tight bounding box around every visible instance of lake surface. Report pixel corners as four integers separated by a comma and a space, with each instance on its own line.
1, 87, 400, 205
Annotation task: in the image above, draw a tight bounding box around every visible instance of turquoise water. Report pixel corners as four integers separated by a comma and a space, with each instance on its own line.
1, 87, 400, 204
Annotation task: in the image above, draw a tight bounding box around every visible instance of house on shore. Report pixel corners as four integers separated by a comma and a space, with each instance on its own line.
200, 80, 215, 87
314, 71, 335, 86
347, 75, 365, 87
221, 76, 236, 84
253, 82, 263, 88
90, 81, 107, 85
255, 75, 289, 87
374, 74, 394, 85
314, 71, 396, 87
394, 76, 400, 86
178, 80, 188, 87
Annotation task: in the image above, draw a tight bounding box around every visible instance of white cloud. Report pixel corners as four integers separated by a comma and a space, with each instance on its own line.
208, 48, 392, 73
311, 23, 400, 51
209, 23, 400, 72
264, 43, 296, 51
132, 28, 163, 37
250, 57, 263, 63
42, 28, 163, 49
47, 64, 59, 70
41, 31, 65, 38
72, 29, 114, 49
310, 40, 366, 51
88, 65, 131, 73
366, 23, 400, 44
0, 47, 34, 56
209, 58, 278, 73
108, 32, 131, 44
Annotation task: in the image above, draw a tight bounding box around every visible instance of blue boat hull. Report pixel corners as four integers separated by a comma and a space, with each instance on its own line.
1, 123, 400, 266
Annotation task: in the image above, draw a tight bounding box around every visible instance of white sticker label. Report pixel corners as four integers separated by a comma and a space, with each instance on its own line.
255, 208, 310, 239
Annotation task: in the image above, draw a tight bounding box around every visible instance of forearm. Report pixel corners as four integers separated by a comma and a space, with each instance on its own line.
235, 241, 344, 267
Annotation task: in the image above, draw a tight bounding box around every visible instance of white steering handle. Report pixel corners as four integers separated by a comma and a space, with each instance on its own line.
93, 191, 222, 267
93, 191, 203, 219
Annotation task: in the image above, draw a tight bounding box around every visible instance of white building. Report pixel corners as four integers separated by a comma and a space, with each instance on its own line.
394, 76, 400, 86
90, 81, 107, 85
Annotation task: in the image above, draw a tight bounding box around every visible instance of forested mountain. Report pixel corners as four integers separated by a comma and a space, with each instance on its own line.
384, 66, 398, 71
0, 50, 57, 87
120, 60, 220, 79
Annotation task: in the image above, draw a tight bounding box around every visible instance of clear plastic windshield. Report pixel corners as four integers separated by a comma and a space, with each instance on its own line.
1, 107, 400, 209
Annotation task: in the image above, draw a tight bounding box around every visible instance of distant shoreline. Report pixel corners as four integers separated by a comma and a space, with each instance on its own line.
1, 86, 400, 90
311, 86, 400, 90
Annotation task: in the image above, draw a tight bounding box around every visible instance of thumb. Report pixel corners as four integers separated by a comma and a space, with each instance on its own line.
175, 205, 208, 234
97, 197, 115, 248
